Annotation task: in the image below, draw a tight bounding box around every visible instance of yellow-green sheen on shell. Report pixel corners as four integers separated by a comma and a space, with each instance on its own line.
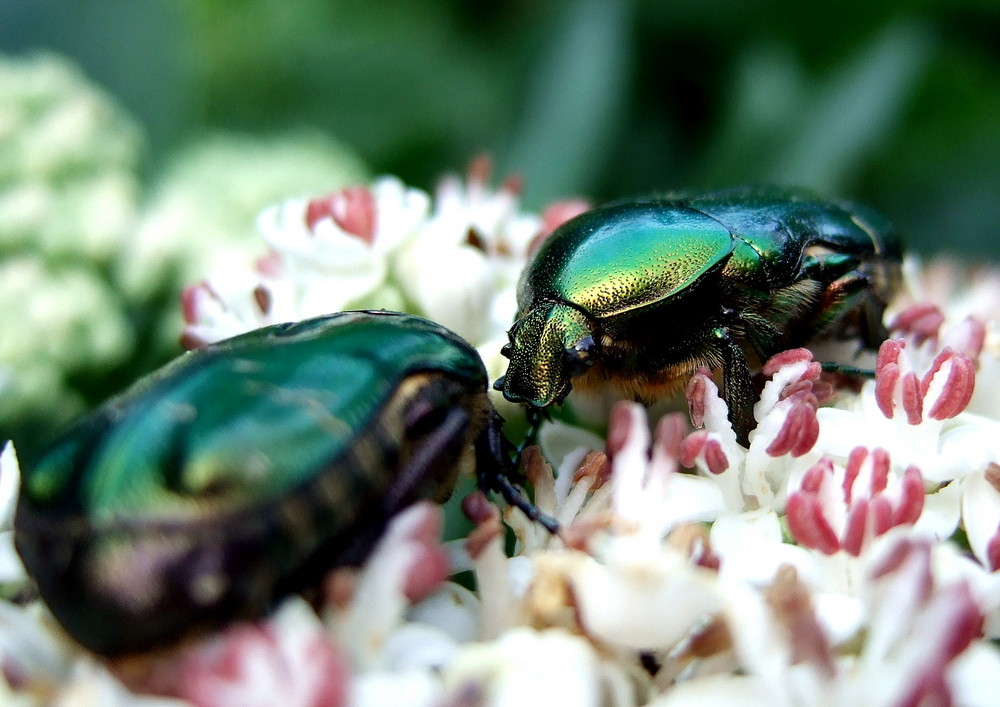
527, 204, 736, 318
501, 187, 903, 443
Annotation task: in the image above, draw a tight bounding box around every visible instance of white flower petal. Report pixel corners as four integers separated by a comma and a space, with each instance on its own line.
349, 669, 442, 707
646, 674, 781, 707
960, 469, 1000, 568
947, 642, 1000, 707
712, 510, 820, 587
406, 583, 480, 646
397, 244, 495, 343
442, 628, 610, 707
572, 541, 721, 651
0, 442, 20, 531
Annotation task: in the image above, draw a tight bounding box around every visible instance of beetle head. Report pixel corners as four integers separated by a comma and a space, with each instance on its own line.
495, 302, 597, 409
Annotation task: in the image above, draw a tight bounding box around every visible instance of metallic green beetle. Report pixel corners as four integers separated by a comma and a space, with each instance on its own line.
15, 310, 543, 656
496, 188, 902, 445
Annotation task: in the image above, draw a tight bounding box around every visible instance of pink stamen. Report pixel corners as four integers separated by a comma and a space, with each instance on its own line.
606, 403, 639, 458
874, 338, 976, 425
919, 348, 949, 397
801, 458, 833, 493
923, 349, 976, 420
869, 496, 894, 536
796, 449, 921, 557
869, 448, 890, 495
254, 249, 284, 276
463, 491, 504, 559
810, 380, 836, 403
935, 582, 985, 660
305, 186, 377, 241
501, 173, 524, 196
779, 377, 821, 401
786, 493, 840, 555
571, 450, 610, 487
900, 371, 923, 425
895, 582, 984, 707
762, 348, 814, 376
679, 431, 706, 468
841, 498, 869, 556
181, 283, 202, 325
461, 490, 496, 526
843, 447, 867, 504
891, 302, 945, 344
703, 438, 730, 475
654, 413, 687, 459
876, 338, 904, 375
765, 567, 837, 678
680, 431, 730, 474
985, 463, 1000, 494
895, 466, 925, 525
875, 362, 900, 419
685, 368, 713, 428
953, 316, 986, 360
403, 544, 450, 603
986, 524, 1000, 571
173, 621, 348, 707
869, 538, 933, 603
391, 504, 450, 602
253, 285, 271, 315
467, 153, 492, 186
766, 397, 819, 458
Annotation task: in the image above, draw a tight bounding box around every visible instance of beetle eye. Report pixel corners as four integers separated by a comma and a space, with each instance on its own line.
500, 343, 512, 358
564, 335, 596, 377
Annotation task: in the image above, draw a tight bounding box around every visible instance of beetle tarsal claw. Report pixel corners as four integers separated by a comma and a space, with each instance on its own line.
476, 409, 559, 535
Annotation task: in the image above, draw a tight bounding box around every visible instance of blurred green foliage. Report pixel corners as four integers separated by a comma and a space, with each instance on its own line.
2, 0, 998, 256
0, 55, 365, 456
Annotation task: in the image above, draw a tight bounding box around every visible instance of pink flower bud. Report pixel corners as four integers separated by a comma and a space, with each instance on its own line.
305, 186, 377, 242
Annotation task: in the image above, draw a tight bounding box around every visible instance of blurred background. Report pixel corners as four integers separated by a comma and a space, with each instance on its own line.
2, 0, 999, 455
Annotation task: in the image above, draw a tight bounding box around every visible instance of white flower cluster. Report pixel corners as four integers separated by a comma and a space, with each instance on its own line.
3, 168, 1000, 706
180, 156, 589, 419
118, 131, 368, 306
0, 52, 367, 434
0, 53, 141, 427
0, 53, 142, 262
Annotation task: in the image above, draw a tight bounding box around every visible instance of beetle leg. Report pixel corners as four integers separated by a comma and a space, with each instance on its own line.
325, 410, 474, 578
477, 409, 560, 534
800, 252, 862, 280
800, 252, 890, 349
515, 406, 547, 467
807, 270, 888, 347
820, 361, 876, 378
711, 326, 754, 447
381, 407, 471, 514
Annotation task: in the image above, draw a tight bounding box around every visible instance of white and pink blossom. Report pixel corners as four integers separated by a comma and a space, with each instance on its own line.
4, 166, 1000, 706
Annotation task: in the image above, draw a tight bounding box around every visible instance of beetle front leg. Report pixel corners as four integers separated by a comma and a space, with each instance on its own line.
801, 258, 889, 348
476, 409, 560, 534
711, 326, 754, 447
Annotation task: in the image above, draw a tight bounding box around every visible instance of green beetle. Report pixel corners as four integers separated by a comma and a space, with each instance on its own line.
15, 310, 545, 656
496, 188, 902, 445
